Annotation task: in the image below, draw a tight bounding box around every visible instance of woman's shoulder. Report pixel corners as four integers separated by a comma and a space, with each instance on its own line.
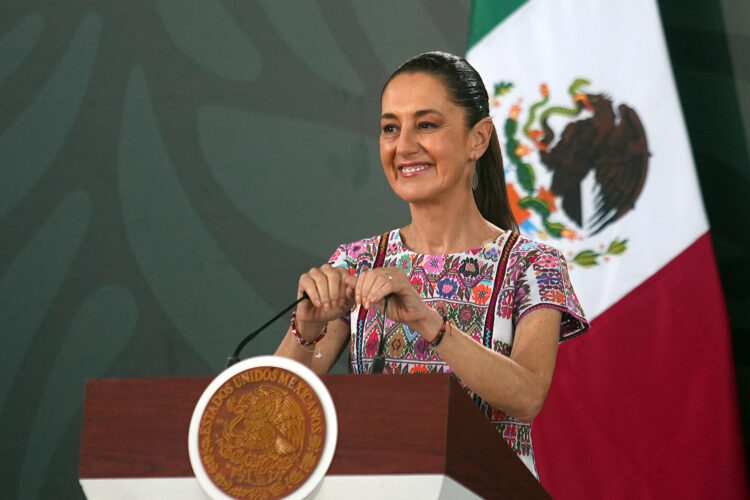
507, 232, 565, 258
501, 232, 570, 274
328, 230, 397, 267
503, 233, 589, 339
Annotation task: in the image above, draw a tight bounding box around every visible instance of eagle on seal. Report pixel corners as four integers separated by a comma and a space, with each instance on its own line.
539, 93, 650, 235
218, 385, 306, 485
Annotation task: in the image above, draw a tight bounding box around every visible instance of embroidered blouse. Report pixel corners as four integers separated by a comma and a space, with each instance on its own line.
328, 229, 589, 477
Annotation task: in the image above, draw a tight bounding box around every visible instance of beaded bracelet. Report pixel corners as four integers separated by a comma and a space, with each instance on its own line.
290, 310, 327, 347
430, 316, 449, 348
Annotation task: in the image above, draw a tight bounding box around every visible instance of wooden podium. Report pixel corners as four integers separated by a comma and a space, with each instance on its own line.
79, 374, 550, 499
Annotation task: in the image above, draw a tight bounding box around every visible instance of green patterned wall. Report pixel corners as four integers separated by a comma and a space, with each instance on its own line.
0, 2, 470, 497
0, 1, 747, 498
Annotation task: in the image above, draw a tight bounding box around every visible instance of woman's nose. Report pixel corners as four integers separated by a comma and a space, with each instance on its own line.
396, 127, 419, 155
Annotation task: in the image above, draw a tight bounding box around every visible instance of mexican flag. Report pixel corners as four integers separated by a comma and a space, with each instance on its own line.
467, 1, 748, 498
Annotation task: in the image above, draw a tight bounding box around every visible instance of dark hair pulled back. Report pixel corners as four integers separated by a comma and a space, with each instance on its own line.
383, 51, 518, 232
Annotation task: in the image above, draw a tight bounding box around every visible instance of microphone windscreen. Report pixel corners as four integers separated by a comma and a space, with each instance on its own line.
370, 355, 385, 374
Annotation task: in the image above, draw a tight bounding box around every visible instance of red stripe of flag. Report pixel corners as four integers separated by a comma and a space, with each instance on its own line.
534, 232, 748, 498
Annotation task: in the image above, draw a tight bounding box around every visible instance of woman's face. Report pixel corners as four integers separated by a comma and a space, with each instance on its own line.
379, 72, 477, 205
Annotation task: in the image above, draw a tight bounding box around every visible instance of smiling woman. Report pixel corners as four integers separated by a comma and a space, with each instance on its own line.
275, 51, 589, 480
381, 51, 518, 234
379, 72, 482, 205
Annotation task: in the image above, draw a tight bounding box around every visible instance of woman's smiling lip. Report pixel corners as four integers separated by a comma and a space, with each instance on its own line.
398, 162, 434, 177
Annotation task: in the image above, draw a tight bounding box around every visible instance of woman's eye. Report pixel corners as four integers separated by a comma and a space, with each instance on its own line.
381, 124, 397, 134
417, 121, 436, 130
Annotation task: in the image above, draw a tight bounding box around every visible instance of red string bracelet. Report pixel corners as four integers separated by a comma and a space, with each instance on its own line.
430, 316, 449, 348
290, 310, 327, 346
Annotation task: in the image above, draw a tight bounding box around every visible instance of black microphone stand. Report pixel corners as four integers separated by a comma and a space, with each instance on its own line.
226, 293, 309, 368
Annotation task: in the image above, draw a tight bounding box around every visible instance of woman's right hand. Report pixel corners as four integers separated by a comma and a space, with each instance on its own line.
295, 264, 356, 338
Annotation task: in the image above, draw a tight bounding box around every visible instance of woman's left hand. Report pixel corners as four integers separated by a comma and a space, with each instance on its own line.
354, 267, 436, 333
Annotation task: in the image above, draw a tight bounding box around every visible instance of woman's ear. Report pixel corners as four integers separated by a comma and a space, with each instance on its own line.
470, 117, 494, 159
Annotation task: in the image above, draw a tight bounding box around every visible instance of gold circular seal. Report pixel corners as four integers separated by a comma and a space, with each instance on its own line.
196, 365, 327, 500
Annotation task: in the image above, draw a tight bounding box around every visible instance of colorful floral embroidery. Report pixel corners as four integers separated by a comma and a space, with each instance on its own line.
349, 242, 367, 260
423, 255, 444, 275
388, 330, 405, 358
435, 277, 459, 298
503, 424, 517, 449
365, 330, 379, 357
544, 288, 565, 304
493, 339, 512, 357
517, 425, 532, 455
499, 289, 514, 319
455, 304, 475, 330
472, 283, 492, 305
397, 254, 412, 273
458, 257, 481, 278
514, 283, 532, 313
535, 252, 561, 268
414, 336, 431, 360
482, 246, 500, 261
329, 229, 589, 476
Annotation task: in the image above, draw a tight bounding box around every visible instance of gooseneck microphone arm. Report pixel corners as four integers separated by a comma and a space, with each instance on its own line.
226, 293, 309, 368
370, 295, 390, 374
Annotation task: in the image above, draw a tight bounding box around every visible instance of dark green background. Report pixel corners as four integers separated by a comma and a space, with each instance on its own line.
0, 1, 747, 498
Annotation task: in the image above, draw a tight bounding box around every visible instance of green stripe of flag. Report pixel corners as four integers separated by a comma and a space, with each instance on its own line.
468, 0, 528, 49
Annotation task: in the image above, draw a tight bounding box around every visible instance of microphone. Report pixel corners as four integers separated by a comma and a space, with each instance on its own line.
370, 295, 390, 374
226, 292, 309, 368
370, 349, 386, 374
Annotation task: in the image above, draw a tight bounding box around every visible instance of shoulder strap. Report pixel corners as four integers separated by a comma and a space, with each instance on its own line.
371, 231, 390, 270
482, 231, 520, 348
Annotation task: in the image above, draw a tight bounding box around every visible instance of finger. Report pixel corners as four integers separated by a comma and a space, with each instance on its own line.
298, 273, 322, 310
361, 269, 384, 309
303, 268, 331, 309
321, 265, 343, 308
368, 278, 392, 311
333, 267, 354, 307
343, 272, 357, 290
310, 267, 334, 310
366, 271, 394, 309
355, 269, 368, 307
343, 273, 357, 305
361, 269, 389, 309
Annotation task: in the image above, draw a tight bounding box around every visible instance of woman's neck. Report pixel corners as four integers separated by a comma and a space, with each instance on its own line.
402, 195, 502, 255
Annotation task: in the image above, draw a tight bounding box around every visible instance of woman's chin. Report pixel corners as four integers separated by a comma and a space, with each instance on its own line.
390, 179, 462, 206
392, 189, 438, 205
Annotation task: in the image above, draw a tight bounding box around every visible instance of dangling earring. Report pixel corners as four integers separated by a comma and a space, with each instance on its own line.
471, 160, 479, 190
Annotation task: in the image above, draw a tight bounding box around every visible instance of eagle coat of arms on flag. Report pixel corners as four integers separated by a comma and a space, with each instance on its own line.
492, 78, 649, 269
